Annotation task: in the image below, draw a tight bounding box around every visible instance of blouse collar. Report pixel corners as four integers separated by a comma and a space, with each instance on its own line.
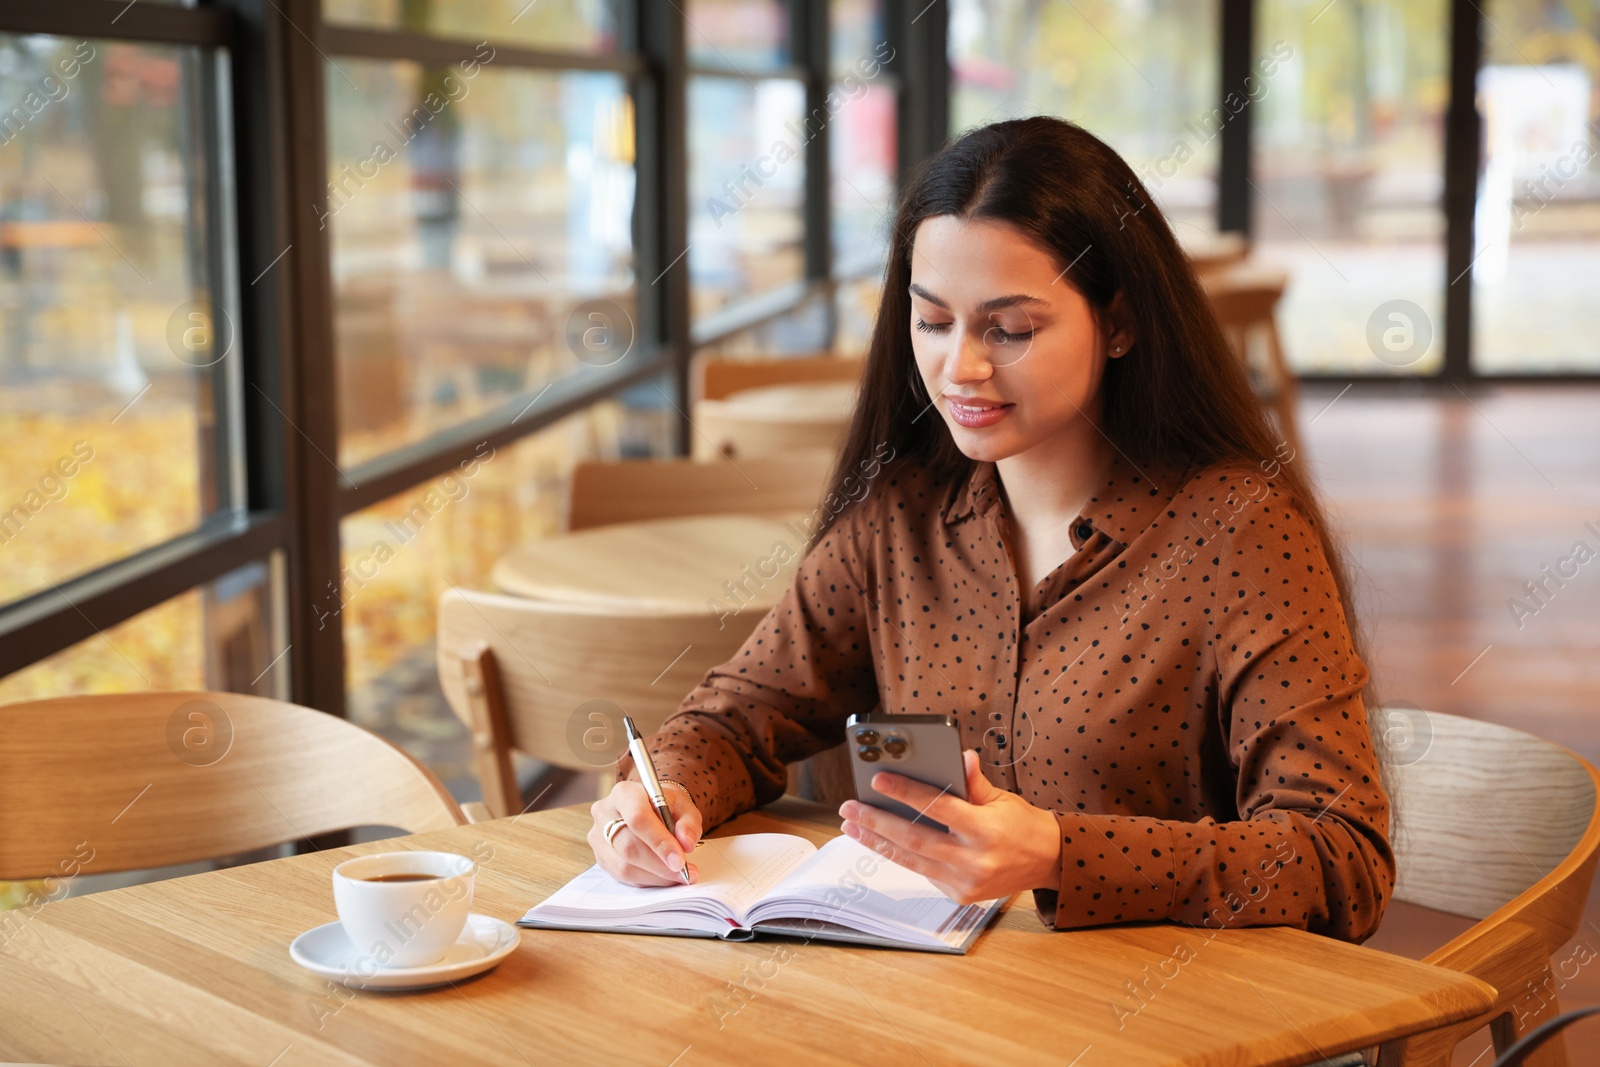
941, 450, 1187, 550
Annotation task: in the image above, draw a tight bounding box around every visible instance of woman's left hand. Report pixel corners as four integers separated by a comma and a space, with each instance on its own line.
838, 750, 1062, 904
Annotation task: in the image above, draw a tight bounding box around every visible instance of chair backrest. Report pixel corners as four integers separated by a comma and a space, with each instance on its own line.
567, 452, 833, 531
436, 589, 754, 782
0, 691, 467, 880
689, 405, 848, 461
693, 352, 863, 401
1375, 705, 1600, 950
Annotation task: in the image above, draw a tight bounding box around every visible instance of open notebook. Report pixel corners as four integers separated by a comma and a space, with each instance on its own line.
518, 833, 1006, 954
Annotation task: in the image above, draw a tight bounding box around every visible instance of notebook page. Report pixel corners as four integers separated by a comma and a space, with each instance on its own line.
744, 835, 995, 943
693, 834, 818, 918
521, 834, 816, 930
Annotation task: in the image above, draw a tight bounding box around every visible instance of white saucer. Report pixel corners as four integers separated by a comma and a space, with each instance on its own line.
290, 913, 519, 990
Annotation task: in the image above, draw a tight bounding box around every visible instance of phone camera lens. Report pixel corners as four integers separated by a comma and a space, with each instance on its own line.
858, 745, 881, 762
882, 736, 908, 757
854, 729, 879, 745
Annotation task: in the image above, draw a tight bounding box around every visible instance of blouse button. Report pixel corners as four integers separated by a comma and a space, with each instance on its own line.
1074, 522, 1094, 541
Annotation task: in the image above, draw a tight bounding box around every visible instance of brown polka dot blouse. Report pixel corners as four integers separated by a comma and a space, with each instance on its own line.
637, 452, 1395, 943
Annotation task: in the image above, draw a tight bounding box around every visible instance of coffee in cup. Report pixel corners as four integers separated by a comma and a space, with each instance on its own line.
331, 851, 475, 968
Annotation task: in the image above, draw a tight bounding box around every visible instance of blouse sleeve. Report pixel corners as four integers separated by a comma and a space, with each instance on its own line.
617, 500, 883, 830
1033, 476, 1395, 942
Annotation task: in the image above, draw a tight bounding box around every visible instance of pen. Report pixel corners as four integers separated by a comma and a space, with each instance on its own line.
623, 715, 691, 884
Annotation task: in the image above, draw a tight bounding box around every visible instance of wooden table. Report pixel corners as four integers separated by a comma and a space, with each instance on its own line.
491, 513, 805, 613
1, 799, 1496, 1066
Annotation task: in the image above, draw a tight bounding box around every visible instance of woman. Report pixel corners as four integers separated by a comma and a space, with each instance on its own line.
589, 116, 1394, 944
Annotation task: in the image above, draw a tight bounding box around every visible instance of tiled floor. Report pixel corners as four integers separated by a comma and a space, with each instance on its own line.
1301, 381, 1600, 1063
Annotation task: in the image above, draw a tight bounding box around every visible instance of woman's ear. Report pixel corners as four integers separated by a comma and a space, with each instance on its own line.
1105, 291, 1138, 358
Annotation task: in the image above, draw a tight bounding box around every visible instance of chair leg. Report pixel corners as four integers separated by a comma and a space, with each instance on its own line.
1375, 1024, 1461, 1067
1274, 394, 1303, 470
1265, 323, 1304, 463
1493, 987, 1571, 1067
455, 641, 521, 820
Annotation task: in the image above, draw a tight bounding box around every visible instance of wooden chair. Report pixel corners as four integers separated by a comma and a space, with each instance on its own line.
567, 452, 833, 531
691, 353, 863, 460
693, 352, 863, 401
436, 588, 754, 817
691, 403, 853, 461
1201, 263, 1303, 461
1372, 707, 1600, 1067
0, 692, 479, 881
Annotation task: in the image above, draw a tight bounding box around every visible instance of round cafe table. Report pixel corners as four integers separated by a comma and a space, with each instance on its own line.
490, 513, 808, 614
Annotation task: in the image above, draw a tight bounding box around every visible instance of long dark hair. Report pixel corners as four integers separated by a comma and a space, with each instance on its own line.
814, 116, 1377, 726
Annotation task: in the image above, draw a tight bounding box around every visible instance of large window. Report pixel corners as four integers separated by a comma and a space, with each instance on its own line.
1471, 2, 1600, 374
684, 0, 898, 361
949, 0, 1221, 238
943, 1, 1593, 382
828, 0, 892, 356
685, 0, 809, 328
324, 58, 638, 467
0, 34, 242, 604
687, 0, 790, 66
0, 5, 271, 713
1256, 0, 1450, 376
830, 0, 895, 280
687, 75, 807, 316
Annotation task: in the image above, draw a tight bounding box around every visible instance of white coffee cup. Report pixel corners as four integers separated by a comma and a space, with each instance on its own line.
331, 851, 476, 969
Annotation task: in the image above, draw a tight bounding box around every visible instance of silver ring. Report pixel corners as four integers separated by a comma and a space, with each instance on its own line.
602, 817, 627, 846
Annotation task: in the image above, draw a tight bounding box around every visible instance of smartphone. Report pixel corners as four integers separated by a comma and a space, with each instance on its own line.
845, 713, 968, 833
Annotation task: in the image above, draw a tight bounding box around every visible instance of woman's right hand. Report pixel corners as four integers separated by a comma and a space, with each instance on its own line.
588, 780, 703, 887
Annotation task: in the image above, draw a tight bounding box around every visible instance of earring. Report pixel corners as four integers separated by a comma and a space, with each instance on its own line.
1113, 345, 1122, 353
